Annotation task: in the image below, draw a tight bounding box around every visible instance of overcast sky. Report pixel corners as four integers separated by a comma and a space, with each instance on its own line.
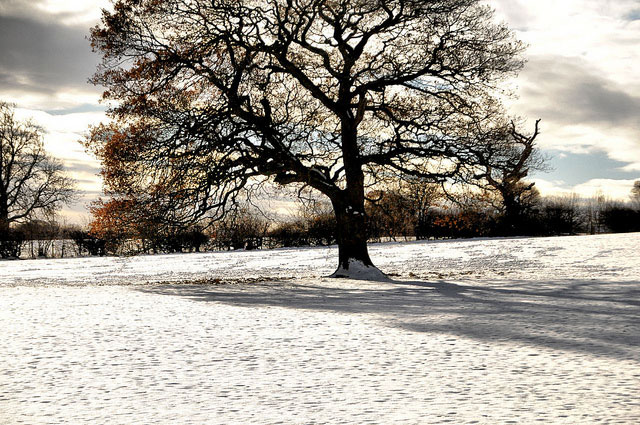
0, 0, 639, 222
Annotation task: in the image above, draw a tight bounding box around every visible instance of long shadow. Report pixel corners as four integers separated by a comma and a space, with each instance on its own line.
137, 277, 640, 360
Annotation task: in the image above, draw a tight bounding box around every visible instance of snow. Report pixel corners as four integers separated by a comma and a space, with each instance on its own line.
329, 259, 390, 280
1, 233, 639, 424
2, 233, 638, 286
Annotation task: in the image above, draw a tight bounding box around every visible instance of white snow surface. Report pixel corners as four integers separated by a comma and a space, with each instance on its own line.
1, 233, 639, 424
330, 259, 390, 280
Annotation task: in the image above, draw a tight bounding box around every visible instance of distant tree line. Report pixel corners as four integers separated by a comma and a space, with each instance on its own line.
366, 183, 640, 240
0, 219, 101, 259
2, 179, 638, 259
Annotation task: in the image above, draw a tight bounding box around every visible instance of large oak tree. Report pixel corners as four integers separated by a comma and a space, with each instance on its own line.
89, 0, 529, 277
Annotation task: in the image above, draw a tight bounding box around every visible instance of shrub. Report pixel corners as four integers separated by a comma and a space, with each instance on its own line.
212, 209, 268, 250
540, 202, 580, 235
267, 220, 308, 247
0, 229, 24, 259
69, 230, 107, 256
601, 204, 640, 233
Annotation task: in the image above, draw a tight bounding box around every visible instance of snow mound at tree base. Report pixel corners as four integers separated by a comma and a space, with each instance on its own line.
329, 259, 390, 281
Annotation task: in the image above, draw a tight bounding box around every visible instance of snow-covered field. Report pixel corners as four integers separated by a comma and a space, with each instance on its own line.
1, 233, 639, 424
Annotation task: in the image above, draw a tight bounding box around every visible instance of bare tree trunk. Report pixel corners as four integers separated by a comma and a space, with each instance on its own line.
329, 207, 387, 280
0, 207, 9, 237
328, 123, 386, 280
332, 197, 374, 269
501, 191, 519, 235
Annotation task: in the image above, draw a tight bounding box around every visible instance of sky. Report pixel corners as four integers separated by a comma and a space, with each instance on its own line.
0, 0, 639, 222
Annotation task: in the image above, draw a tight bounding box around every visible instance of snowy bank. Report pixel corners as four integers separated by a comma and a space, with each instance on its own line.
1, 232, 639, 286
1, 233, 639, 424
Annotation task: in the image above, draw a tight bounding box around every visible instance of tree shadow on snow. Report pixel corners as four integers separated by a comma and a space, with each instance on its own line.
137, 277, 640, 360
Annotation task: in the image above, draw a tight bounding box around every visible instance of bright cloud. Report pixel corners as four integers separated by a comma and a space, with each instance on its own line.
573, 179, 638, 200
0, 0, 110, 25
533, 178, 637, 201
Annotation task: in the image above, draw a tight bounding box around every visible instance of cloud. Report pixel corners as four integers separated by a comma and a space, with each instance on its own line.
623, 9, 640, 21
520, 56, 640, 127
533, 177, 638, 201
492, 0, 640, 176
507, 54, 640, 173
0, 2, 109, 223
531, 178, 574, 197
11, 107, 105, 222
493, 0, 640, 92
14, 108, 106, 159
0, 16, 101, 106
491, 0, 535, 31
573, 179, 639, 200
534, 150, 639, 186
0, 0, 109, 26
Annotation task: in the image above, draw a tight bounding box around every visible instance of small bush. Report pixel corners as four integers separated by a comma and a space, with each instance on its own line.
540, 202, 580, 235
70, 230, 107, 256
268, 220, 308, 247
0, 229, 24, 259
212, 210, 268, 250
601, 204, 640, 233
306, 213, 337, 246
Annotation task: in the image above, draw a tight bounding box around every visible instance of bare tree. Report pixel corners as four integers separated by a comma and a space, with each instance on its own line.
88, 0, 529, 277
366, 179, 441, 241
631, 180, 640, 209
0, 102, 76, 234
472, 119, 545, 234
583, 191, 607, 235
366, 187, 417, 241
398, 178, 442, 239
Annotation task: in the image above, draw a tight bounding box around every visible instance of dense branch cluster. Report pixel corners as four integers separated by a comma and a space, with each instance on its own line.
0, 102, 76, 233
88, 0, 537, 272
90, 0, 524, 210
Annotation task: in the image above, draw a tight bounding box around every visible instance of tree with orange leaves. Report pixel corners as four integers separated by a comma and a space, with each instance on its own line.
89, 198, 140, 254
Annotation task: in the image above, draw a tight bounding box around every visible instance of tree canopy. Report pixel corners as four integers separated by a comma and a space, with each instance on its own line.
89, 0, 534, 276
0, 102, 76, 234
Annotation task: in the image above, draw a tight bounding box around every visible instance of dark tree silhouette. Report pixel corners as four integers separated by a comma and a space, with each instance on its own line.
631, 180, 640, 208
0, 102, 76, 235
472, 119, 545, 234
88, 0, 529, 277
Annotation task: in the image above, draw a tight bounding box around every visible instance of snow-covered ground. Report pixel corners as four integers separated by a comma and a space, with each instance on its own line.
1, 233, 639, 424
